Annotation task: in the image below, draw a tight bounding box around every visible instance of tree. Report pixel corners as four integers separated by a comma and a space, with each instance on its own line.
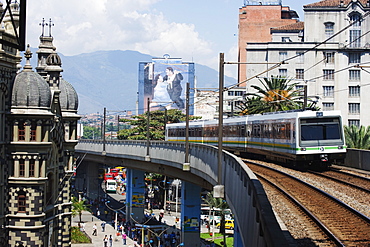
344, 125, 370, 149
239, 75, 302, 114
71, 196, 92, 223
82, 126, 100, 139
117, 109, 200, 140
203, 192, 230, 246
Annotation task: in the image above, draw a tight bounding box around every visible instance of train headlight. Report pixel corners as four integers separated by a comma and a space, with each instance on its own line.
300, 147, 306, 151
338, 146, 344, 149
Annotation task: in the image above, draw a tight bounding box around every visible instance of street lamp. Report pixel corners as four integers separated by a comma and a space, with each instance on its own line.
105, 201, 125, 233
130, 212, 156, 246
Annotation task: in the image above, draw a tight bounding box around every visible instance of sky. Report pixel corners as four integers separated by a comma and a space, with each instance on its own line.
26, 0, 313, 78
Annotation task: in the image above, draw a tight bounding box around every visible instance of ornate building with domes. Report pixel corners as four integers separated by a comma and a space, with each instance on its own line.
0, 3, 80, 246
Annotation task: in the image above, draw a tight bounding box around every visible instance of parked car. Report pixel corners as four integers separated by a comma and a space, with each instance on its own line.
216, 220, 234, 230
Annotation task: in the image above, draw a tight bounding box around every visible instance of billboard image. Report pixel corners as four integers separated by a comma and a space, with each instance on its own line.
138, 56, 195, 114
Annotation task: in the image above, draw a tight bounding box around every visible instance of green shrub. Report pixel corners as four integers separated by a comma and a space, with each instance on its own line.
71, 226, 91, 243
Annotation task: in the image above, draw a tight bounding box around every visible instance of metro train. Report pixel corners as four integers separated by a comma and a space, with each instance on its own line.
165, 110, 347, 167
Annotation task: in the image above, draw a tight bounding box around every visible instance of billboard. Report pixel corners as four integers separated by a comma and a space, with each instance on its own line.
138, 56, 195, 114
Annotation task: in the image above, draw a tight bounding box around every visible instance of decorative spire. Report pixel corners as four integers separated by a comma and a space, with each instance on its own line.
39, 18, 55, 37
39, 18, 47, 37
48, 18, 54, 37
23, 44, 33, 71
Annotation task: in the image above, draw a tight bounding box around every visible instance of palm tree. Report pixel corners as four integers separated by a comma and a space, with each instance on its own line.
240, 75, 302, 114
72, 196, 92, 223
344, 125, 370, 149
203, 192, 230, 246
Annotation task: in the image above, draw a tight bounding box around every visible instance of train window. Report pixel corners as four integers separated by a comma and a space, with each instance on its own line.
252, 124, 261, 138
301, 123, 341, 141
300, 117, 342, 144
246, 124, 252, 137
240, 125, 245, 136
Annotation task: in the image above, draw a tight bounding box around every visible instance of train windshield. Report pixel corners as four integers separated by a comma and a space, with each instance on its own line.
300, 117, 343, 146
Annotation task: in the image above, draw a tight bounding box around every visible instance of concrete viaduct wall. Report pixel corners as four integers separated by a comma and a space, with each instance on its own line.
76, 140, 290, 247
344, 148, 370, 171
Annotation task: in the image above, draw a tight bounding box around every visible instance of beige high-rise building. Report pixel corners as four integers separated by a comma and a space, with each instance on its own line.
243, 0, 370, 127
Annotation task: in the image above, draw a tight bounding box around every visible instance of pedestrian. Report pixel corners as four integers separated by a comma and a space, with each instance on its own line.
103, 235, 108, 247
122, 232, 127, 245
92, 223, 97, 236
108, 235, 113, 247
81, 222, 86, 232
97, 210, 101, 217
176, 232, 180, 245
101, 221, 106, 232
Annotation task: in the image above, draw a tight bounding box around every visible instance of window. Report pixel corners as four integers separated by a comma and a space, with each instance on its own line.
228, 91, 234, 96
296, 69, 304, 79
349, 70, 360, 81
323, 103, 334, 111
279, 51, 287, 61
296, 52, 304, 63
234, 100, 243, 106
30, 122, 37, 141
349, 103, 360, 114
325, 22, 334, 39
279, 69, 287, 77
349, 53, 361, 64
323, 86, 334, 97
19, 159, 25, 177
29, 160, 35, 177
282, 37, 291, 42
324, 52, 335, 63
323, 70, 334, 80
296, 85, 304, 96
18, 121, 25, 141
18, 192, 26, 213
349, 14, 361, 48
348, 119, 360, 127
349, 86, 360, 97
234, 91, 244, 96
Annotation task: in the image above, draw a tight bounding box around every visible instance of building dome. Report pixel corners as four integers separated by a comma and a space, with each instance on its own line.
12, 46, 51, 108
59, 78, 78, 111
46, 51, 61, 66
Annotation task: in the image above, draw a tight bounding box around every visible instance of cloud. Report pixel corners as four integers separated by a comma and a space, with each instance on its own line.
27, 1, 212, 58
25, 0, 237, 79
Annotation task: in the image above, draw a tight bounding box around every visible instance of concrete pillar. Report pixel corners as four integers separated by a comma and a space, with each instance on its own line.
125, 169, 145, 224
181, 181, 201, 247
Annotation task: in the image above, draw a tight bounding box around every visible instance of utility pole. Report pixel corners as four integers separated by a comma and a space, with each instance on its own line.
214, 53, 225, 198
146, 98, 150, 161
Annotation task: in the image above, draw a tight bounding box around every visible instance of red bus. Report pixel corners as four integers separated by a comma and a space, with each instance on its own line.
104, 173, 114, 181
110, 168, 120, 177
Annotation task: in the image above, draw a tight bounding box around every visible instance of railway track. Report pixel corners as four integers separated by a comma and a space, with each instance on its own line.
246, 161, 370, 246
309, 168, 370, 193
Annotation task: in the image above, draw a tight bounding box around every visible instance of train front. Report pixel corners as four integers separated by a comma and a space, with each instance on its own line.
296, 111, 346, 166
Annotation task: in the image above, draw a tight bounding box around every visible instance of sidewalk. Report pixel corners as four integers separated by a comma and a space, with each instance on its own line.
72, 211, 136, 247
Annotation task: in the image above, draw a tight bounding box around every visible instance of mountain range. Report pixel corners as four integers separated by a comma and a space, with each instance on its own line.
28, 49, 237, 114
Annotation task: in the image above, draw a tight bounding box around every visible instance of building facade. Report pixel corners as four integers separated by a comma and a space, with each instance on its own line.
238, 0, 299, 84
244, 0, 370, 127
0, 3, 80, 246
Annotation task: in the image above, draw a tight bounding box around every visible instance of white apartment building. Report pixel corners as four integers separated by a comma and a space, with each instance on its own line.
245, 0, 370, 127
194, 88, 245, 120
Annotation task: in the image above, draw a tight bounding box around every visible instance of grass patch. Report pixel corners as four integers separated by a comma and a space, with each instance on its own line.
71, 226, 91, 243
200, 232, 233, 246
